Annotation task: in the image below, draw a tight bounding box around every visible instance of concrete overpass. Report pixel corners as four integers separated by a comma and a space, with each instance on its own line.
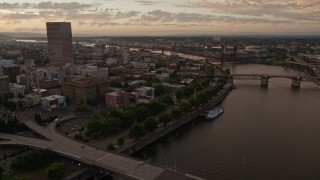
0, 120, 203, 180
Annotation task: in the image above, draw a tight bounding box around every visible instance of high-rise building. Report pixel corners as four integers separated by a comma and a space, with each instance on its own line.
46, 22, 74, 66
2, 65, 20, 83
0, 75, 9, 95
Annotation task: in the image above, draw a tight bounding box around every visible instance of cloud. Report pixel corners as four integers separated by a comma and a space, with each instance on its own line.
0, 0, 319, 35
138, 10, 290, 24
36, 1, 96, 10
177, 0, 320, 22
0, 2, 33, 9
135, 0, 160, 6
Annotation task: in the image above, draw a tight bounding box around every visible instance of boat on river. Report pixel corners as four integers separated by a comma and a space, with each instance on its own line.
205, 107, 224, 120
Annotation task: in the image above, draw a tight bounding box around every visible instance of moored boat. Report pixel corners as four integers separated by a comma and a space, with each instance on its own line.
205, 107, 224, 120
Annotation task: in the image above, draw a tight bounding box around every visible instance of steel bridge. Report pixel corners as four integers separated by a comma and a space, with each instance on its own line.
215, 74, 320, 88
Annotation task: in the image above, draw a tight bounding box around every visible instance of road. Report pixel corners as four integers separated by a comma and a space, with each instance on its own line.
0, 120, 202, 180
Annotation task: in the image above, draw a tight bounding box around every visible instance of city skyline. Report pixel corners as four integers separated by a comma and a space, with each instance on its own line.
0, 0, 319, 36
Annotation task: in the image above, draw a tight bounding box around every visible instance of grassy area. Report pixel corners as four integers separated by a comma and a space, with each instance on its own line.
2, 173, 17, 180
3, 161, 76, 180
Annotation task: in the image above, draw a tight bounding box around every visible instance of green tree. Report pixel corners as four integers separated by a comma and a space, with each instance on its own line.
196, 92, 209, 104
171, 108, 183, 120
189, 98, 200, 108
147, 101, 166, 115
104, 117, 121, 134
129, 123, 145, 139
122, 109, 136, 128
0, 165, 4, 180
159, 95, 174, 105
107, 143, 116, 151
46, 162, 66, 180
155, 61, 167, 69
75, 104, 93, 113
86, 119, 101, 137
154, 84, 166, 97
11, 150, 56, 172
110, 80, 122, 88
147, 77, 161, 86
175, 89, 184, 100
134, 105, 151, 122
34, 112, 42, 124
117, 137, 124, 146
144, 117, 159, 132
124, 85, 135, 92
159, 113, 172, 126
179, 102, 192, 113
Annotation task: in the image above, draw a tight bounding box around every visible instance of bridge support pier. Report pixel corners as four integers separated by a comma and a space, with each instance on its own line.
292, 78, 301, 89
261, 77, 269, 88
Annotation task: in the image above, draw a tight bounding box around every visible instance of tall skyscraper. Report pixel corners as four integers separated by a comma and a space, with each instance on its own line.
46, 22, 74, 66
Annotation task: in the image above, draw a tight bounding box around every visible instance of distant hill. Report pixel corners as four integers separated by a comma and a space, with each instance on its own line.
1, 32, 46, 38
0, 33, 11, 39
0, 32, 95, 38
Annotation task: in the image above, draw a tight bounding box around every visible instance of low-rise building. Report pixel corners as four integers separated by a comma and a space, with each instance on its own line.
39, 79, 60, 89
105, 91, 130, 109
162, 83, 185, 93
82, 67, 109, 78
16, 74, 27, 86
135, 86, 155, 99
9, 83, 26, 98
33, 89, 49, 97
180, 78, 193, 85
40, 95, 67, 111
25, 94, 42, 105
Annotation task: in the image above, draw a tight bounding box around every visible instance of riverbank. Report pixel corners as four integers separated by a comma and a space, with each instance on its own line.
120, 84, 233, 155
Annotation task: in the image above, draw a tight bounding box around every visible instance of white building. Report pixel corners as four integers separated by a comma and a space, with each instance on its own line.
134, 86, 155, 100
81, 66, 109, 78
31, 67, 65, 88
9, 83, 26, 97
40, 95, 66, 111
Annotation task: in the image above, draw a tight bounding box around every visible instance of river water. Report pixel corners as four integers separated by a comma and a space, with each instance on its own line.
135, 64, 320, 179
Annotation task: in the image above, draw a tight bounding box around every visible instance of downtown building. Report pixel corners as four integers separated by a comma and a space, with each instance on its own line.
64, 77, 111, 104
0, 75, 9, 95
46, 22, 74, 66
105, 91, 130, 109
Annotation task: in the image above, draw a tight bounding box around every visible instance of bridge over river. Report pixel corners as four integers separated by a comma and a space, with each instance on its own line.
0, 120, 203, 180
215, 74, 320, 88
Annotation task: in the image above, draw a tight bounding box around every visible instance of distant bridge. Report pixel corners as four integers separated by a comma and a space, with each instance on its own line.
214, 74, 320, 88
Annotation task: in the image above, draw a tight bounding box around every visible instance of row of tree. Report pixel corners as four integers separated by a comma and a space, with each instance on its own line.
11, 150, 57, 172
128, 77, 228, 140
85, 101, 168, 139
174, 65, 216, 100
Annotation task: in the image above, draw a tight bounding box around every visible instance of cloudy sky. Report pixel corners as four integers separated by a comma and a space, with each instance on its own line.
0, 0, 319, 36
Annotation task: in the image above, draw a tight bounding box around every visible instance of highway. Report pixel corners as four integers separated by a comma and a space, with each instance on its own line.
0, 120, 202, 180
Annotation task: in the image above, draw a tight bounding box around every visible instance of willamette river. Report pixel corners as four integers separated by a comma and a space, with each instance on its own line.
135, 64, 320, 179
